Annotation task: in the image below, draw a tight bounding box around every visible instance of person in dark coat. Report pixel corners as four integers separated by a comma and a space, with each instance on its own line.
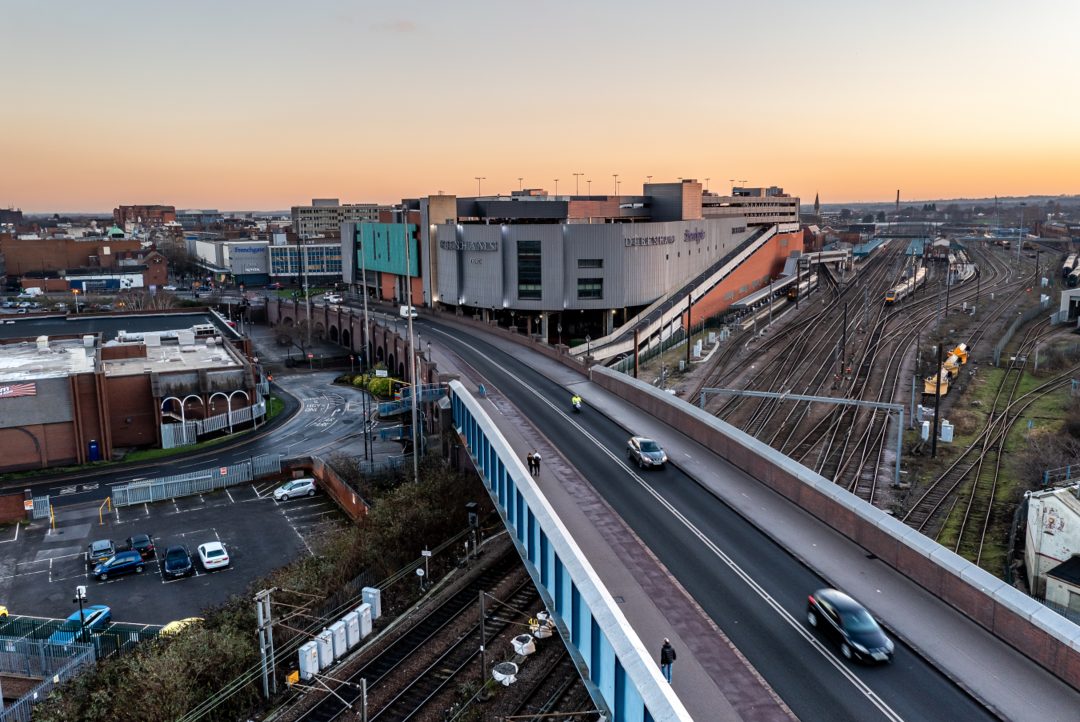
660, 638, 676, 682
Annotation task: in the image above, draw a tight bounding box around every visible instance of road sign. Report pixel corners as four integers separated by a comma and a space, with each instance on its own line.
23, 499, 32, 511
421, 550, 432, 557
376, 369, 388, 378
219, 467, 228, 476
307, 353, 314, 359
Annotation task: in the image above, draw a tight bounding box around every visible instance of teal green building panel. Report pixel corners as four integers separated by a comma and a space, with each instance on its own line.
357, 223, 419, 277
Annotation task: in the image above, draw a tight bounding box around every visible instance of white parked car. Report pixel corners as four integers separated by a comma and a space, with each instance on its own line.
162, 285, 178, 291
197, 541, 230, 570
324, 293, 343, 304
274, 478, 317, 501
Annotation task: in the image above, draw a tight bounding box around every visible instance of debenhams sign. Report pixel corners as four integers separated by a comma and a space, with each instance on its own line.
440, 240, 499, 252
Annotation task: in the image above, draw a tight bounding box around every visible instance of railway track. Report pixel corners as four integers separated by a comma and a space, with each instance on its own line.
690, 240, 1040, 506
293, 548, 523, 722
371, 579, 540, 722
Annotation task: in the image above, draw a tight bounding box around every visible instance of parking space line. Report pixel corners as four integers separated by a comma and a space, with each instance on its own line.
115, 507, 120, 523
144, 503, 150, 516
0, 524, 19, 544
251, 483, 263, 499
226, 489, 235, 503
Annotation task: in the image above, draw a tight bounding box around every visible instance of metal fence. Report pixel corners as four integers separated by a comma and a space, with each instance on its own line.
110, 453, 281, 507
1036, 596, 1080, 626
0, 641, 96, 722
993, 306, 1051, 365
1042, 465, 1080, 487
160, 399, 268, 450
31, 495, 50, 521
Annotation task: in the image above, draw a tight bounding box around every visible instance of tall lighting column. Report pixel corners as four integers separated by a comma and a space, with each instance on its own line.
402, 205, 420, 484
359, 226, 371, 370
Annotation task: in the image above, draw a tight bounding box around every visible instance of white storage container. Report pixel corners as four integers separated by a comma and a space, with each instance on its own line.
356, 603, 373, 638
315, 629, 334, 669
343, 611, 361, 648
298, 641, 319, 681
329, 620, 347, 659
362, 587, 382, 619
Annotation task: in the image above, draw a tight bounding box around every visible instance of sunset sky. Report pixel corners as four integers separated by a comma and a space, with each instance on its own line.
3, 0, 1078, 212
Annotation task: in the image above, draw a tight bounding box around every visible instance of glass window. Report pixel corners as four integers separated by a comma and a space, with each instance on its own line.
518, 241, 542, 299
577, 258, 603, 269
577, 277, 603, 300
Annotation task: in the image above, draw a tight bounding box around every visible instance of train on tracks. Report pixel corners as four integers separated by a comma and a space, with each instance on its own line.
885, 266, 927, 305
1062, 254, 1077, 279
1067, 253, 1080, 288
923, 343, 969, 396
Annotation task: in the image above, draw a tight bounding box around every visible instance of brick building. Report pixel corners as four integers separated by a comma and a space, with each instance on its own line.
113, 204, 177, 227
0, 314, 259, 472
0, 235, 144, 277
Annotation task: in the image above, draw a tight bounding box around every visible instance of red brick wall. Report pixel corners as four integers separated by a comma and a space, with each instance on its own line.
0, 237, 143, 276
683, 230, 803, 325
142, 252, 168, 287
0, 424, 77, 472
104, 375, 157, 447
0, 494, 26, 524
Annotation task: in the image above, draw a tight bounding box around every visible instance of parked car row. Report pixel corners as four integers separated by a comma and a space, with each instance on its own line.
84, 533, 229, 582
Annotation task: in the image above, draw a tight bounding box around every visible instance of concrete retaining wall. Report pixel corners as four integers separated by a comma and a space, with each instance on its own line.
590, 365, 1080, 690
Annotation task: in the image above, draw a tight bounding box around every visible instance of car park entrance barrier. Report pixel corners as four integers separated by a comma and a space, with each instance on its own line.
110, 454, 281, 507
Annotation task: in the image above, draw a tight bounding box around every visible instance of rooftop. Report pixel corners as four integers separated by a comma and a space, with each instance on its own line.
102, 335, 243, 377
0, 337, 95, 382
0, 312, 238, 343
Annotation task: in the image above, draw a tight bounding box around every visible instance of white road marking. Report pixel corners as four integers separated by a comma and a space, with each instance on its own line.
434, 328, 906, 722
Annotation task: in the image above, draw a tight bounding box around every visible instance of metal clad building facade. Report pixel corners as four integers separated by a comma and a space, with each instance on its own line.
436, 218, 748, 311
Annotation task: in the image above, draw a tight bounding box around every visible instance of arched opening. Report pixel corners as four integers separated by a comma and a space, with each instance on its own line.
341, 328, 351, 349
329, 325, 339, 343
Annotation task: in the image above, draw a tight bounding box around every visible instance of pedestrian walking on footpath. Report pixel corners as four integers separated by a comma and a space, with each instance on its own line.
532, 450, 542, 476
659, 638, 676, 683
526, 451, 536, 475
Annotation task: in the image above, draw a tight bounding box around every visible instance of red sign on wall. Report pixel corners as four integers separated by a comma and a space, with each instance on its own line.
0, 383, 36, 399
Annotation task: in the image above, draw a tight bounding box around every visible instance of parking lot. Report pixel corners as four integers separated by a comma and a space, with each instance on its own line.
0, 479, 348, 625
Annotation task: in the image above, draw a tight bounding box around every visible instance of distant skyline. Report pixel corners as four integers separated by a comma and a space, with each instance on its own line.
3, 0, 1078, 212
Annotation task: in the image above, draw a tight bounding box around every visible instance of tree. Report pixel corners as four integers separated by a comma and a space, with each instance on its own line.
875, 211, 886, 222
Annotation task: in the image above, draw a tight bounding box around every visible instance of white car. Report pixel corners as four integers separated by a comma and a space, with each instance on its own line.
162, 285, 177, 291
197, 542, 230, 570
324, 293, 343, 304
274, 478, 317, 501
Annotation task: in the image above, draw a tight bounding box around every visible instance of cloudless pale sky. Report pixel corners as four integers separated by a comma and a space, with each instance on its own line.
2, 0, 1078, 211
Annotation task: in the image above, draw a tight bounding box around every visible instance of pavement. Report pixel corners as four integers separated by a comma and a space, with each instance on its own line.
425, 332, 793, 721
423, 315, 1080, 722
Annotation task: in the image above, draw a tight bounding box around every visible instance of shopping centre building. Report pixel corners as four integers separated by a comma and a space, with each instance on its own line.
341, 180, 801, 342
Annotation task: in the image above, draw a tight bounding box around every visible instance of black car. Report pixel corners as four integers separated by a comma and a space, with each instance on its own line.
85, 539, 116, 569
807, 588, 894, 664
162, 545, 195, 580
93, 551, 145, 581
124, 533, 155, 560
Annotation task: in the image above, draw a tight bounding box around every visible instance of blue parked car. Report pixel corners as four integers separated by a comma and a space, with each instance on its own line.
93, 550, 145, 581
49, 605, 111, 646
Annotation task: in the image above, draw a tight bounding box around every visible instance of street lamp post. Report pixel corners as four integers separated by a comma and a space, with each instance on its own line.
587, 179, 592, 195
613, 174, 619, 195
573, 172, 583, 195
474, 176, 486, 197
402, 205, 420, 485
554, 178, 559, 196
